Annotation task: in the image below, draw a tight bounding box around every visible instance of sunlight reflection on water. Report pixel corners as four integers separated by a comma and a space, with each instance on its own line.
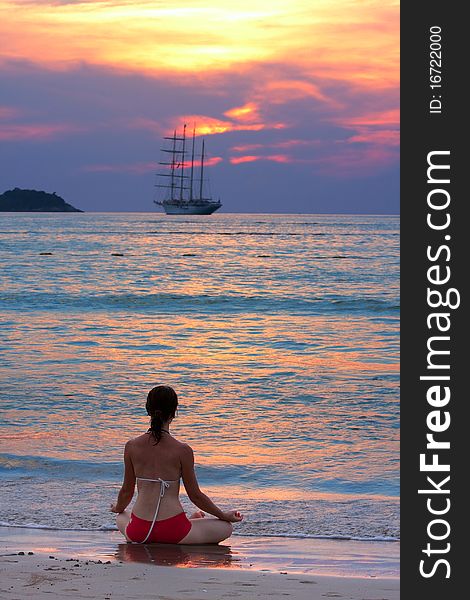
0, 213, 399, 539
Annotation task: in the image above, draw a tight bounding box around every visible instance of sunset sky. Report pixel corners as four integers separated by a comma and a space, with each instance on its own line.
0, 0, 399, 213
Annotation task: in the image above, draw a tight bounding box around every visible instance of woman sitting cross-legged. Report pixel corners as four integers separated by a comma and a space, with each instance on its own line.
111, 385, 243, 544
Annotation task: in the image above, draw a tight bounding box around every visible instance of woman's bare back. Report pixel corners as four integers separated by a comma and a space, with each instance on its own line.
128, 432, 186, 521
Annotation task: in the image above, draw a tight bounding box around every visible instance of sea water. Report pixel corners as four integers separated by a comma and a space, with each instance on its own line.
0, 213, 399, 541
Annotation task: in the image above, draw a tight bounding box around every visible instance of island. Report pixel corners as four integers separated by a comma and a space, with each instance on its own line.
0, 188, 83, 212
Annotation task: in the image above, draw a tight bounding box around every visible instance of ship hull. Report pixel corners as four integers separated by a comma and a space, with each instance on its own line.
155, 201, 221, 215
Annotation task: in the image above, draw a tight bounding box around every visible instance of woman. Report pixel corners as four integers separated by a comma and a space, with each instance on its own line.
111, 385, 243, 544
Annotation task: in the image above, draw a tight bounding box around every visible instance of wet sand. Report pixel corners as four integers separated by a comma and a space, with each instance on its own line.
0, 526, 399, 576
0, 526, 398, 599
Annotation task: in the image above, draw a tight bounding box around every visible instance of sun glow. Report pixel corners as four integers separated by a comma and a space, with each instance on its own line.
0, 0, 398, 88
1, 0, 399, 177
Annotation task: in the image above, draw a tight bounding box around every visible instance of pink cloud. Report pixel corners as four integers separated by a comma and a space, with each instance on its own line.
313, 145, 398, 176
230, 155, 260, 164
337, 109, 399, 128
229, 140, 398, 175
273, 139, 321, 149
327, 108, 399, 164
174, 157, 223, 168
0, 105, 21, 119
346, 129, 400, 146
230, 154, 291, 165
231, 143, 264, 153
82, 156, 223, 173
231, 139, 321, 153
257, 78, 342, 110
127, 117, 165, 136
0, 122, 81, 140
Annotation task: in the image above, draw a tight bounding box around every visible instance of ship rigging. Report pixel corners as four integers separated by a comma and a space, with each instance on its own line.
154, 124, 222, 215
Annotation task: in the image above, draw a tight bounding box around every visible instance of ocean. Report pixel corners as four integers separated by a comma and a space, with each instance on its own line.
0, 213, 399, 542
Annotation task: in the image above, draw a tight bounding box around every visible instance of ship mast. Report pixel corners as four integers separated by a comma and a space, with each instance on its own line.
179, 123, 186, 201
170, 129, 176, 200
189, 125, 195, 201
157, 128, 187, 200
199, 138, 205, 200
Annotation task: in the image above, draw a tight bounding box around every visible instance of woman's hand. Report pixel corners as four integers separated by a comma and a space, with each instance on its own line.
110, 503, 121, 513
221, 510, 243, 522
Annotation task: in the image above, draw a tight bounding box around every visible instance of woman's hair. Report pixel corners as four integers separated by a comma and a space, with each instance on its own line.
146, 385, 178, 444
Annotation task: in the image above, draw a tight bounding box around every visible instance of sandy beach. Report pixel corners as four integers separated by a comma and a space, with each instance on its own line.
1, 557, 399, 600
1, 526, 399, 599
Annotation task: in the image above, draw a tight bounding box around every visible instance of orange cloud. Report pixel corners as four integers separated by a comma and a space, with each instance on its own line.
0, 0, 398, 92
224, 102, 260, 122
0, 0, 398, 184
180, 117, 238, 136
131, 114, 286, 141
128, 115, 274, 137
164, 114, 286, 137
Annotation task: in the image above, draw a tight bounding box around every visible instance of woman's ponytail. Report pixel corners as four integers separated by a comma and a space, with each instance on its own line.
146, 385, 178, 445
149, 409, 164, 443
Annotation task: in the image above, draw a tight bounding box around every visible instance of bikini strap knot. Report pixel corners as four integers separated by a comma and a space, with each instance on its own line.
159, 479, 170, 497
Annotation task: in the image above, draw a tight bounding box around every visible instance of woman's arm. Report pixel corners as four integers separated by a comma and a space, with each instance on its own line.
181, 444, 243, 522
110, 441, 136, 513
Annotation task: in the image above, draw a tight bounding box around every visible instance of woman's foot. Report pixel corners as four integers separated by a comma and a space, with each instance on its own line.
189, 510, 206, 519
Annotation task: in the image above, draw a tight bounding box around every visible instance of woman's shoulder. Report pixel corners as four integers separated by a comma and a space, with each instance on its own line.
124, 433, 193, 455
125, 433, 149, 448
167, 436, 193, 457
168, 435, 191, 450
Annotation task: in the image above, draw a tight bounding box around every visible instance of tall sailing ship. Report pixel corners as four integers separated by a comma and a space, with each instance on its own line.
154, 124, 222, 215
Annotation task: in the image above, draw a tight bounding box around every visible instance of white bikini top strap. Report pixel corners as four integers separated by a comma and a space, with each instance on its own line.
140, 478, 170, 544
136, 477, 178, 483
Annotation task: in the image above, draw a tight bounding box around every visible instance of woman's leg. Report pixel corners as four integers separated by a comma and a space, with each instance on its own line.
116, 510, 131, 540
178, 517, 232, 545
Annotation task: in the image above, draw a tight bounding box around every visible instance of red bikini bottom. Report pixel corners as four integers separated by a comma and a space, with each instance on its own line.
126, 511, 192, 544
